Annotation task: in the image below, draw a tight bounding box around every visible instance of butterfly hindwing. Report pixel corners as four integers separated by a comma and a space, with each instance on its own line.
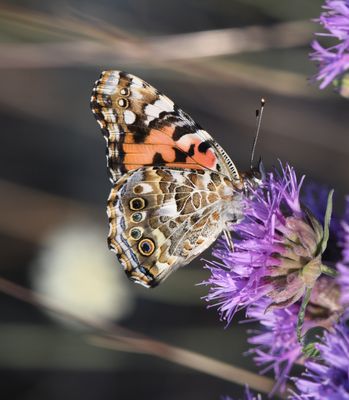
90, 70, 240, 182
107, 166, 243, 287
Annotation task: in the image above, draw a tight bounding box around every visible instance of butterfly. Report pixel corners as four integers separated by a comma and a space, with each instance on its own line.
90, 71, 263, 287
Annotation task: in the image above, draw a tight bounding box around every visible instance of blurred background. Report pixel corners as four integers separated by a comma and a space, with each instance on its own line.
0, 1, 348, 399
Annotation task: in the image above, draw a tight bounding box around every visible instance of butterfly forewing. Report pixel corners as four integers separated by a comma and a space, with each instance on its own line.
90, 70, 240, 182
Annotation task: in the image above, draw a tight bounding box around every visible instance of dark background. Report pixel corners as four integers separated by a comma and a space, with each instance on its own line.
0, 1, 348, 399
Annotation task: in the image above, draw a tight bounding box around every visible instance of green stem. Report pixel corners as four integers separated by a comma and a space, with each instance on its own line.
297, 287, 312, 345
321, 264, 337, 278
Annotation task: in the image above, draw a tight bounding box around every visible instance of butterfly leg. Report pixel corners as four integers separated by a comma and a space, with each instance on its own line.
223, 228, 234, 252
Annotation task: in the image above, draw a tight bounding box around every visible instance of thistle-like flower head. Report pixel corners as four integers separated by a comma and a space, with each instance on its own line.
247, 276, 341, 392
311, 0, 349, 95
204, 164, 331, 323
290, 195, 349, 398
292, 316, 349, 399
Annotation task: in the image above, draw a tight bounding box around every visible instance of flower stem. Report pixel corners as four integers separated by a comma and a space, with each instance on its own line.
297, 287, 312, 345
0, 277, 287, 398
321, 264, 337, 278
88, 335, 281, 396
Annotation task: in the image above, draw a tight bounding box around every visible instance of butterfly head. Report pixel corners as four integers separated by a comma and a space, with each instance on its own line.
241, 158, 266, 195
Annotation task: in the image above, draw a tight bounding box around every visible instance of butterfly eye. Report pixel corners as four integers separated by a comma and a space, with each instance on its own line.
130, 228, 143, 240
118, 98, 129, 108
131, 212, 144, 223
119, 88, 130, 96
138, 238, 155, 256
129, 197, 146, 210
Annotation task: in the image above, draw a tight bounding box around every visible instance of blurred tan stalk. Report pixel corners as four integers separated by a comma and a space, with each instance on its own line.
0, 276, 288, 397
0, 6, 313, 68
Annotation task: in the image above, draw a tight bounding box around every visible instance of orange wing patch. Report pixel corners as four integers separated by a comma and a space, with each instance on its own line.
121, 125, 217, 172
91, 70, 235, 181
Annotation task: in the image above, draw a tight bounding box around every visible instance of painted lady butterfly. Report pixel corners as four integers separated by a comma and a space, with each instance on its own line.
90, 71, 262, 287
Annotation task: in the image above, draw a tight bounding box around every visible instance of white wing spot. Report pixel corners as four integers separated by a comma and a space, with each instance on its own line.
144, 104, 160, 125
153, 97, 174, 112
145, 104, 161, 118
124, 110, 136, 124
130, 76, 144, 87
144, 97, 174, 125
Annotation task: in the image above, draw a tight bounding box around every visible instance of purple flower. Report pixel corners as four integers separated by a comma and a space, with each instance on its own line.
338, 196, 349, 262
311, 0, 349, 93
292, 318, 349, 399
203, 164, 328, 323
337, 262, 349, 308
246, 277, 341, 394
336, 196, 349, 314
246, 299, 301, 394
290, 196, 349, 399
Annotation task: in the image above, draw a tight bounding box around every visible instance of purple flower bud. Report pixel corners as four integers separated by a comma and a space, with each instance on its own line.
311, 0, 349, 96
291, 318, 349, 399
246, 277, 341, 394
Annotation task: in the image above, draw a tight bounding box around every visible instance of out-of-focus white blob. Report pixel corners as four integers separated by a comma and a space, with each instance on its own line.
30, 221, 135, 328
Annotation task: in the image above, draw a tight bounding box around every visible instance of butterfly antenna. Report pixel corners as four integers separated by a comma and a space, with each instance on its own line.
250, 98, 265, 169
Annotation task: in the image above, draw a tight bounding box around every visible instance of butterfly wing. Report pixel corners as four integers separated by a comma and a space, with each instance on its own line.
90, 71, 245, 286
107, 166, 243, 287
90, 70, 240, 183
